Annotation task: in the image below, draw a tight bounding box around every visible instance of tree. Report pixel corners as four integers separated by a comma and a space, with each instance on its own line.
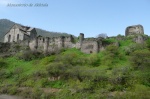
130, 50, 150, 70
97, 33, 107, 39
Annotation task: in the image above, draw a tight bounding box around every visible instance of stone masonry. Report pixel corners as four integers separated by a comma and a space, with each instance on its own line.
3, 24, 146, 54
125, 24, 144, 36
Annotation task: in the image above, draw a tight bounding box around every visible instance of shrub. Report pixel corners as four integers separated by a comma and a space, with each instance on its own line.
32, 70, 48, 79
130, 50, 150, 70
87, 54, 100, 66
17, 50, 44, 61
12, 67, 24, 81
146, 38, 150, 49
46, 62, 68, 78
31, 87, 43, 99
124, 43, 146, 55
8, 86, 18, 95
0, 58, 7, 68
101, 45, 124, 66
55, 53, 79, 65
40, 56, 55, 65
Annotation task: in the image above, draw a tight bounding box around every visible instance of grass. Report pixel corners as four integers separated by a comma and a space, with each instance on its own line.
0, 37, 150, 98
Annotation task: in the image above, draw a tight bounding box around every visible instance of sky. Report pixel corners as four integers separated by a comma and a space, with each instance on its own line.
0, 0, 150, 37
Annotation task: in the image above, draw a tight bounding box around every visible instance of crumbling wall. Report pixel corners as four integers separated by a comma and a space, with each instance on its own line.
81, 40, 99, 54
29, 38, 37, 51
125, 25, 144, 36
64, 35, 74, 48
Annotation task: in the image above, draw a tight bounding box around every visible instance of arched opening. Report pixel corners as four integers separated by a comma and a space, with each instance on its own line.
17, 34, 19, 41
43, 38, 45, 43
90, 51, 93, 53
8, 35, 11, 42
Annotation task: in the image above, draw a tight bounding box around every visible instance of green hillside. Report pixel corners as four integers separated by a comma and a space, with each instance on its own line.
0, 36, 150, 99
0, 19, 72, 42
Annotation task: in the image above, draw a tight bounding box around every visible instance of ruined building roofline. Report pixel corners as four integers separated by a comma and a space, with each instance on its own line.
127, 24, 143, 28
37, 35, 73, 39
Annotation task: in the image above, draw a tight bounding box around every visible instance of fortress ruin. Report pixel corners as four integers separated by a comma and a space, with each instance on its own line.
3, 24, 146, 54
125, 24, 144, 36
4, 24, 105, 54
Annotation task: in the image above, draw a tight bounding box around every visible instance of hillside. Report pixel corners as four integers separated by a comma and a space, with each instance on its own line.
0, 36, 150, 99
0, 19, 72, 42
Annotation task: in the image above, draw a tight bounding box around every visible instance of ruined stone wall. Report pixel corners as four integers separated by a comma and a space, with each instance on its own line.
79, 33, 84, 48
81, 40, 99, 54
4, 32, 105, 54
37, 36, 44, 52
29, 38, 38, 51
125, 25, 144, 36
135, 35, 144, 44
64, 35, 74, 48
29, 29, 37, 40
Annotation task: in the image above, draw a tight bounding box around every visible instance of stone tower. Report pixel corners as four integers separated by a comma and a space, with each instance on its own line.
79, 33, 84, 48
125, 24, 144, 36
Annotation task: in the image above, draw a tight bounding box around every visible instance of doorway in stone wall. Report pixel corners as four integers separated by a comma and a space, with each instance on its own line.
90, 51, 93, 53
8, 35, 11, 42
17, 34, 19, 41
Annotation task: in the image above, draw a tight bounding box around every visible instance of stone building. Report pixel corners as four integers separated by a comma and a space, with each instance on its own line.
3, 24, 108, 54
4, 24, 37, 43
79, 33, 104, 54
125, 24, 144, 36
3, 24, 148, 54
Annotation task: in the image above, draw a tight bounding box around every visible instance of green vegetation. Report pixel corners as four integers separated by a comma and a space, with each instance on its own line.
0, 36, 150, 99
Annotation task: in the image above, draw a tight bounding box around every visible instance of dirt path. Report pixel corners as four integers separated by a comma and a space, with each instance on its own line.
0, 94, 23, 99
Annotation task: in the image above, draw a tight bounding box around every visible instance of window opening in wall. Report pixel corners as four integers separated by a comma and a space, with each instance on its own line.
43, 38, 45, 43
8, 35, 11, 42
17, 34, 19, 41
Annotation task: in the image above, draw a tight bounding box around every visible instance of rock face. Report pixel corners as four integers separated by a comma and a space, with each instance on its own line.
125, 24, 144, 36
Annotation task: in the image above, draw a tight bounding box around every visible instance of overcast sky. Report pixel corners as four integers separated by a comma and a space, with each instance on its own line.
0, 0, 150, 37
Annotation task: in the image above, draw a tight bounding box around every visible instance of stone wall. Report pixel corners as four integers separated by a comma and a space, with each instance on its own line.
125, 24, 144, 36
81, 40, 99, 54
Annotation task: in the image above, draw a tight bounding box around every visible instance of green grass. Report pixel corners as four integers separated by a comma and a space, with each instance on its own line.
0, 37, 150, 98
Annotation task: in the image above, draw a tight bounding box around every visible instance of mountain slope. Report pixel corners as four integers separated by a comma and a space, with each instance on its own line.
0, 19, 72, 42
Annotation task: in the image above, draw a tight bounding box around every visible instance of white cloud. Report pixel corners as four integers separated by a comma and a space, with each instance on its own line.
0, 0, 22, 6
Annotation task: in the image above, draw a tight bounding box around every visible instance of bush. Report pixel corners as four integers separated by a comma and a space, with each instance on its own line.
87, 54, 100, 66
32, 70, 48, 79
146, 38, 150, 49
101, 45, 123, 66
31, 87, 43, 99
17, 50, 44, 61
55, 53, 79, 65
8, 86, 18, 95
0, 58, 7, 68
46, 62, 68, 78
40, 56, 55, 65
130, 50, 150, 70
124, 43, 146, 55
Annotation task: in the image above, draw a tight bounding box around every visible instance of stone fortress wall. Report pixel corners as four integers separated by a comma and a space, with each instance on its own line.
3, 24, 147, 54
28, 33, 104, 54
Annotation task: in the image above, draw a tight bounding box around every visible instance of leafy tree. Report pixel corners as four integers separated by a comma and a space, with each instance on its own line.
146, 38, 150, 49
97, 33, 107, 38
130, 50, 150, 70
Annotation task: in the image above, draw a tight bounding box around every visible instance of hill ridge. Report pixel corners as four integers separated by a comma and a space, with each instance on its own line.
0, 19, 72, 42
